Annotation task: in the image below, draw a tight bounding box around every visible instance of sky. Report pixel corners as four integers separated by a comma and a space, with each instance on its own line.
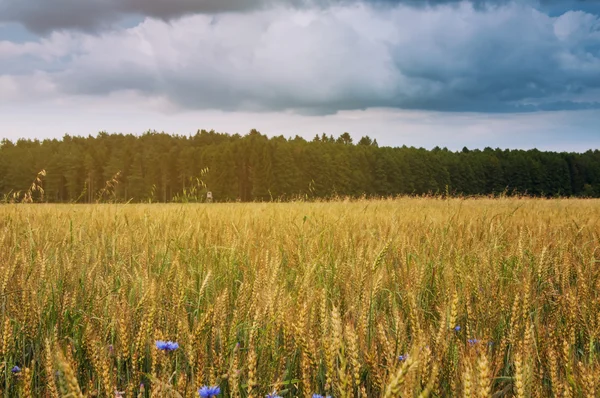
0, 0, 599, 151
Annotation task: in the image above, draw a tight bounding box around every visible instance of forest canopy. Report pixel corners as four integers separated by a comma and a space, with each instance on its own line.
1, 129, 599, 202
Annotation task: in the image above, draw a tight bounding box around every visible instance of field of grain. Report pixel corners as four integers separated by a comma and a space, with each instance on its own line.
0, 198, 599, 397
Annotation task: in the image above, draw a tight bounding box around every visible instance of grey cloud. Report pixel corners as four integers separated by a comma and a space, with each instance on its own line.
2, 0, 598, 35
0, 1, 117, 34
1, 0, 316, 34
2, 2, 600, 114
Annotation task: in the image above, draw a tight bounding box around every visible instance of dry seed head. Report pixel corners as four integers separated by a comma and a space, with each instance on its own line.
346, 326, 362, 388
22, 363, 33, 398
247, 343, 258, 398
514, 356, 526, 398
383, 353, 417, 398
477, 354, 491, 398
44, 339, 59, 398
463, 361, 473, 398
55, 348, 84, 398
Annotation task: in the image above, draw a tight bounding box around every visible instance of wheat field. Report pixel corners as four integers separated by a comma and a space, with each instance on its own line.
0, 198, 599, 397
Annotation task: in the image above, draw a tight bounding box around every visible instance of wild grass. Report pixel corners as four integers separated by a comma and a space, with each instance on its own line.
0, 198, 599, 397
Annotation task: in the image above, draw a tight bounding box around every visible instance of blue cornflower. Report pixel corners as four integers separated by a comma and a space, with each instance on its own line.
467, 339, 480, 345
266, 394, 283, 398
166, 341, 179, 350
312, 395, 331, 398
454, 325, 461, 332
155, 340, 179, 351
398, 354, 408, 362
11, 366, 21, 374
155, 340, 167, 350
198, 385, 221, 397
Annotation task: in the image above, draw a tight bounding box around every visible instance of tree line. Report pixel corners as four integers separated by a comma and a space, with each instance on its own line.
1, 129, 599, 203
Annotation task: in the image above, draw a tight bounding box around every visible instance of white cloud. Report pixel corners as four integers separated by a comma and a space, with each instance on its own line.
0, 72, 57, 102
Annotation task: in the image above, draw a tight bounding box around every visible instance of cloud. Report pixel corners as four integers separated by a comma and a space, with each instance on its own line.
2, 0, 598, 35
1, 0, 329, 34
1, 2, 599, 114
2, 98, 600, 152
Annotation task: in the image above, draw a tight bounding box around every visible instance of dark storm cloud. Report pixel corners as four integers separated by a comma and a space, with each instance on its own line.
2, 0, 599, 35
2, 0, 326, 34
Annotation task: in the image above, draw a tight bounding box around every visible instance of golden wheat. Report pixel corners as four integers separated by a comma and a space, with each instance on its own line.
0, 198, 598, 396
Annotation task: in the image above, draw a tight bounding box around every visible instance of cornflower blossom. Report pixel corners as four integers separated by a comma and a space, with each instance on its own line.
155, 340, 179, 351
199, 385, 221, 397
